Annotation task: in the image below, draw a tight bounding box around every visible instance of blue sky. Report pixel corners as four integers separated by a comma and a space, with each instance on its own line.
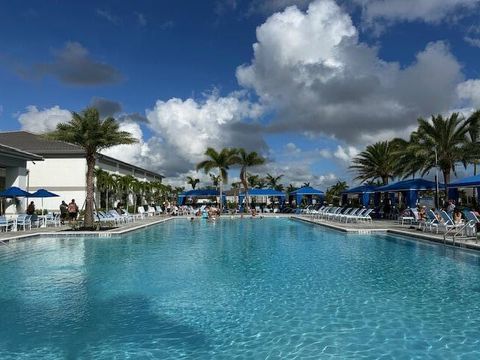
1, 0, 480, 188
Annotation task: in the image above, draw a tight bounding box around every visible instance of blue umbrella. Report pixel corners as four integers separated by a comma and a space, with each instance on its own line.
30, 189, 60, 198
0, 186, 32, 198
0, 187, 33, 214
29, 189, 60, 216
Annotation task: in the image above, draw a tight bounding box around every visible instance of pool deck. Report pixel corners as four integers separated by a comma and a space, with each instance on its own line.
0, 215, 175, 243
292, 215, 480, 251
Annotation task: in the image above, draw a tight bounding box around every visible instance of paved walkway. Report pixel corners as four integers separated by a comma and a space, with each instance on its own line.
0, 215, 174, 242
293, 215, 480, 251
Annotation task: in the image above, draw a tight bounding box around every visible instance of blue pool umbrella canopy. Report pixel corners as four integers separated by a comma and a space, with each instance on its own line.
343, 185, 378, 207
0, 186, 33, 214
289, 186, 324, 196
238, 188, 286, 210
29, 189, 60, 198
239, 188, 285, 197
289, 186, 324, 209
376, 178, 441, 192
344, 185, 377, 194
376, 179, 443, 208
0, 186, 32, 198
449, 174, 480, 188
29, 189, 60, 216
177, 189, 226, 206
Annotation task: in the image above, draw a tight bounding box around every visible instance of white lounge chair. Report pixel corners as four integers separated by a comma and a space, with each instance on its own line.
16, 214, 32, 230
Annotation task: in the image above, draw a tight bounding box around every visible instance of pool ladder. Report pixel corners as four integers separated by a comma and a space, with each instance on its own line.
443, 220, 476, 246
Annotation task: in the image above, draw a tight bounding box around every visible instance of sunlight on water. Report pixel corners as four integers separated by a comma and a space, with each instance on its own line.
1, 218, 480, 358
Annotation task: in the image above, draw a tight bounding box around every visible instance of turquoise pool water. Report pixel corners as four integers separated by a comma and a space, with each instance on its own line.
1, 218, 480, 359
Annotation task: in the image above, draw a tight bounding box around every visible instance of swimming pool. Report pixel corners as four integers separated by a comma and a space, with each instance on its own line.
1, 218, 480, 358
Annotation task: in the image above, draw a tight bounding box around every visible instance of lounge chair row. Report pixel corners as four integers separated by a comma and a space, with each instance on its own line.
0, 213, 61, 232
400, 208, 479, 237
304, 206, 373, 223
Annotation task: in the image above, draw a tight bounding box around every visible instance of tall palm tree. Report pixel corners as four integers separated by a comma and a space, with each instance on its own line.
197, 148, 238, 211
186, 176, 200, 190
266, 173, 284, 190
466, 110, 480, 176
408, 113, 472, 194
46, 107, 137, 228
303, 182, 311, 188
350, 141, 397, 185
232, 149, 265, 212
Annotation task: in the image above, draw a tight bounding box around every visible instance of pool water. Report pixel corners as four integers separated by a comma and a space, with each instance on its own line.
1, 218, 480, 358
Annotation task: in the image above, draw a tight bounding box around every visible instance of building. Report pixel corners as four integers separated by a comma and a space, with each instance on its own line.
0, 142, 44, 213
0, 131, 163, 212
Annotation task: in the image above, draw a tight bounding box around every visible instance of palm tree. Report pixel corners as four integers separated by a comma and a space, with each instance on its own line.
265, 173, 284, 190
209, 173, 221, 188
408, 113, 472, 194
186, 176, 200, 190
232, 149, 265, 212
247, 174, 260, 188
46, 107, 137, 228
350, 141, 397, 185
286, 184, 298, 194
302, 182, 311, 188
116, 174, 136, 210
326, 180, 348, 205
255, 178, 267, 189
466, 110, 480, 176
94, 168, 117, 210
390, 135, 424, 179
231, 181, 242, 208
197, 147, 238, 211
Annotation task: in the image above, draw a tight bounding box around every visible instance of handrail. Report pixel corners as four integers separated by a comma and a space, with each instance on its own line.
443, 220, 475, 246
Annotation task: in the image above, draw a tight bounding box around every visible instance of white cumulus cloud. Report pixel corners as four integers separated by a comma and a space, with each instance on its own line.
457, 79, 480, 109
18, 105, 71, 133
237, 0, 463, 145
356, 0, 480, 24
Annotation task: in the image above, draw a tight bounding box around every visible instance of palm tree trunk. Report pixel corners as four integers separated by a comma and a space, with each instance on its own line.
474, 163, 478, 206
85, 153, 96, 228
106, 190, 109, 211
219, 180, 223, 212
443, 170, 450, 205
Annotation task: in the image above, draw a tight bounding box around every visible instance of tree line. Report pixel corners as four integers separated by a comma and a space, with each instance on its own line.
350, 111, 480, 196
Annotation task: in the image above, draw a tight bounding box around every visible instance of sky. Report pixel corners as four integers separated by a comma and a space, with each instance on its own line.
1, 0, 480, 189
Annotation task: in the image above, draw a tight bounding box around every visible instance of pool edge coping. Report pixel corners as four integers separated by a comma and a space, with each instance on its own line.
291, 216, 480, 252
0, 217, 175, 243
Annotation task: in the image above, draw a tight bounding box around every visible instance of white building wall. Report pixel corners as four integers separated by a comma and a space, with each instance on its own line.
27, 158, 87, 211
25, 156, 163, 212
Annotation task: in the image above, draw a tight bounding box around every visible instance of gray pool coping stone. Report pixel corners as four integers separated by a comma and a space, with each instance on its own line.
292, 215, 480, 252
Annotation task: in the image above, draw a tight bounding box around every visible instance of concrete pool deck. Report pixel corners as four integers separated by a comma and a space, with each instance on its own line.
292, 215, 480, 251
0, 215, 175, 243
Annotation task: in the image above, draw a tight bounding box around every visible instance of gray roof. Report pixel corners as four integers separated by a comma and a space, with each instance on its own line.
0, 131, 84, 156
0, 131, 163, 179
0, 143, 43, 161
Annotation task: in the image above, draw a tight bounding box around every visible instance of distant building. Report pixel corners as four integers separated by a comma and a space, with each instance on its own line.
0, 142, 43, 213
0, 131, 163, 212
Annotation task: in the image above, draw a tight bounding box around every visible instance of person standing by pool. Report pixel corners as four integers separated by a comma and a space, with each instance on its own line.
26, 201, 35, 215
59, 201, 68, 225
68, 199, 79, 221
